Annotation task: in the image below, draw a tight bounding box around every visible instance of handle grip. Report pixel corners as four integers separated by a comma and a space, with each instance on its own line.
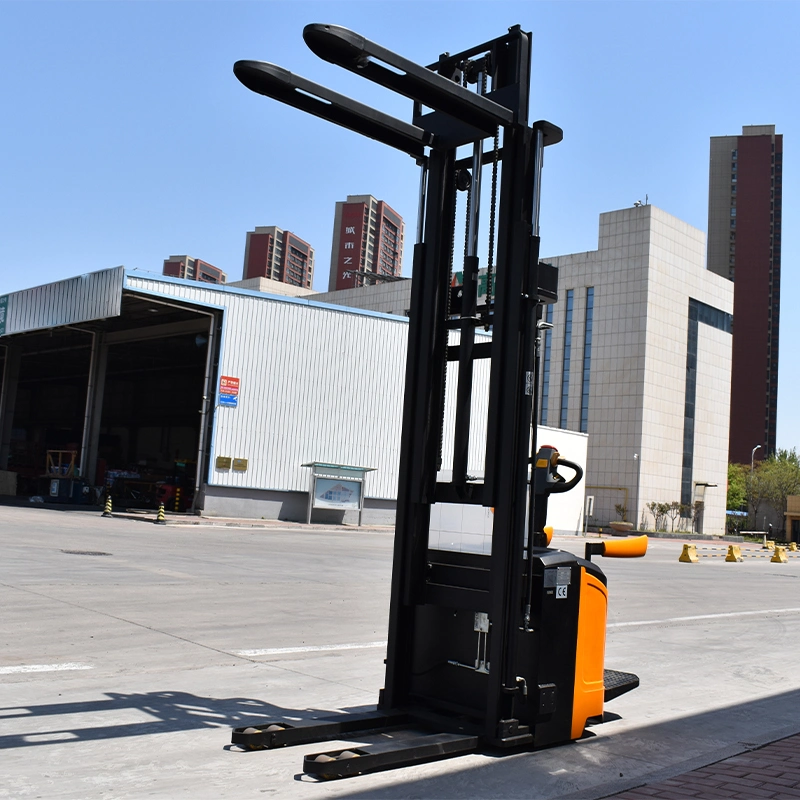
546, 458, 583, 494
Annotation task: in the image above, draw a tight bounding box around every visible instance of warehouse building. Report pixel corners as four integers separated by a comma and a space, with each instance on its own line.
0, 267, 587, 534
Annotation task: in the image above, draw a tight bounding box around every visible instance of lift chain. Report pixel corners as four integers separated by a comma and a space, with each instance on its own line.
484, 123, 499, 330
435, 63, 471, 472
463, 65, 487, 264
462, 172, 472, 261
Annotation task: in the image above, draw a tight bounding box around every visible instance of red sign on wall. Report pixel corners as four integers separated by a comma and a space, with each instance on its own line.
219, 376, 240, 395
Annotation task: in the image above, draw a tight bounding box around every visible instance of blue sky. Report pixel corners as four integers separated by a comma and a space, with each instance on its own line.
1, 1, 798, 447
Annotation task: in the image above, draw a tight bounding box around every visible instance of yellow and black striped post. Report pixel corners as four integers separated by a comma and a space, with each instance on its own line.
155, 503, 167, 525
174, 487, 181, 513
101, 494, 113, 518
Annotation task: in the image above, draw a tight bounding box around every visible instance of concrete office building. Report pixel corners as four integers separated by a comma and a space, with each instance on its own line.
329, 195, 405, 291
707, 125, 782, 464
242, 225, 315, 289
539, 205, 734, 534
162, 255, 226, 284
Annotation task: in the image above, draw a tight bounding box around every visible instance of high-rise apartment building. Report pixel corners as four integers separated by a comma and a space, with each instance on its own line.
162, 256, 226, 284
707, 125, 782, 464
242, 226, 315, 289
328, 195, 404, 291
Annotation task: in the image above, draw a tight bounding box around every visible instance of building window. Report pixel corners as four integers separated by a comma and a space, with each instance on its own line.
681, 298, 733, 505
579, 287, 594, 433
559, 290, 574, 429
540, 304, 554, 426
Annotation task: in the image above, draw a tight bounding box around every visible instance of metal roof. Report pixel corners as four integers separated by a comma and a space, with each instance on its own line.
0, 266, 411, 340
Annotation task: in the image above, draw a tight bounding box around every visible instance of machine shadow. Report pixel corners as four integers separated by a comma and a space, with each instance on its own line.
324, 687, 800, 800
0, 690, 373, 750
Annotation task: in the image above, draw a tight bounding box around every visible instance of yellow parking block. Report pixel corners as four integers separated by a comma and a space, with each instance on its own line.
725, 545, 743, 562
679, 544, 699, 563
771, 546, 788, 564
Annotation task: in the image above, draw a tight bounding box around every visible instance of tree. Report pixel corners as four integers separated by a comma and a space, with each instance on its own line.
761, 448, 800, 531
691, 500, 704, 532
667, 501, 682, 532
647, 501, 670, 532
746, 461, 771, 529
727, 463, 747, 511
679, 503, 692, 531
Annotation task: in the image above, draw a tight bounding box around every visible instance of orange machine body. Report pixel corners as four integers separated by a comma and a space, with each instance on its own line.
571, 567, 609, 738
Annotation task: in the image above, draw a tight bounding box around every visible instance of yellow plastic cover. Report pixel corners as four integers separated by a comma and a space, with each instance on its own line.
602, 535, 648, 558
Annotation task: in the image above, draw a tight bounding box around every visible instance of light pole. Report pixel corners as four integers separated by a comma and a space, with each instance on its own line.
749, 444, 761, 533
751, 444, 762, 473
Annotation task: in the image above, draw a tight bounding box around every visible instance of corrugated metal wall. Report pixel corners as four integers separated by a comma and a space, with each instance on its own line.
439, 331, 493, 478
126, 276, 496, 501
2, 267, 124, 336
127, 277, 405, 498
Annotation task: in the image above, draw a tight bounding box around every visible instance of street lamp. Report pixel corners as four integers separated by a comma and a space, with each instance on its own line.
749, 444, 762, 533
751, 444, 762, 472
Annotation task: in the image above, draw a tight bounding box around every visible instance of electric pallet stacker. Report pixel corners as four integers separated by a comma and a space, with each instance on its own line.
230, 22, 648, 779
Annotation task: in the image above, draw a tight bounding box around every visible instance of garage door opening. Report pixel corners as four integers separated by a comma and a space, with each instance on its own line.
1, 292, 220, 510
2, 327, 93, 498
99, 330, 209, 511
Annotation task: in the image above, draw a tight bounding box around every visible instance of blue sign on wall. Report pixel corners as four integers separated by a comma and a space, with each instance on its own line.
219, 394, 238, 408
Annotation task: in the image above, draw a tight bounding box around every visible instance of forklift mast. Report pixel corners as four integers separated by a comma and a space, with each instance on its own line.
231, 22, 646, 777
377, 25, 563, 744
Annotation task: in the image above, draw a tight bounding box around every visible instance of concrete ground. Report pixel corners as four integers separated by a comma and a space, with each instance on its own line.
2, 505, 800, 799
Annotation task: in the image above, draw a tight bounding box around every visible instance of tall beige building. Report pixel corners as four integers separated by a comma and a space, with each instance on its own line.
540, 205, 733, 533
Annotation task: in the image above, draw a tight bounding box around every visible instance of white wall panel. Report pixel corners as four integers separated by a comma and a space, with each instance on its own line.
439, 330, 493, 476
126, 276, 409, 499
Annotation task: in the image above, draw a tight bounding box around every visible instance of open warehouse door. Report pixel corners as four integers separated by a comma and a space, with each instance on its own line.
0, 275, 221, 512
